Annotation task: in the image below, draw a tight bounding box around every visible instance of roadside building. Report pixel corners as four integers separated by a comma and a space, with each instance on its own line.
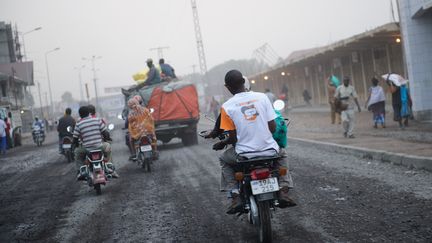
249, 22, 404, 107
0, 22, 35, 135
398, 0, 432, 121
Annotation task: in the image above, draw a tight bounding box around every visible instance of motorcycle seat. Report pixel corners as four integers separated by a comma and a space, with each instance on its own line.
236, 148, 279, 163
236, 155, 280, 163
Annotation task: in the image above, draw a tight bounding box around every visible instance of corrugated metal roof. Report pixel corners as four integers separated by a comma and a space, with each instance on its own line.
249, 22, 400, 78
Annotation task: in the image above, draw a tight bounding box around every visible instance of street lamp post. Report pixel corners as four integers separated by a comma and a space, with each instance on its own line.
74, 65, 86, 102
45, 47, 60, 118
20, 27, 42, 119
82, 55, 102, 108
20, 27, 42, 61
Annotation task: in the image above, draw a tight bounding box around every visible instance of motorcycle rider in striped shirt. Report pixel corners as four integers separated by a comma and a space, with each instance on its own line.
73, 106, 119, 180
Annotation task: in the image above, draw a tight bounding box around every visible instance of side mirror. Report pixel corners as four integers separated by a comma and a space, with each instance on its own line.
273, 99, 285, 111
66, 126, 73, 133
108, 123, 115, 131
149, 108, 155, 113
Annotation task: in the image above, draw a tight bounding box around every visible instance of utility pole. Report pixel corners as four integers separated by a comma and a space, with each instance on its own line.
82, 56, 102, 108
44, 92, 49, 117
85, 83, 90, 103
149, 46, 170, 60
37, 82, 43, 116
74, 65, 85, 102
191, 0, 208, 75
45, 47, 60, 117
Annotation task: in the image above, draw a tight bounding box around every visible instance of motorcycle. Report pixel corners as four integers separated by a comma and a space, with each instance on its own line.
32, 127, 45, 146
134, 135, 154, 172
234, 151, 287, 243
201, 129, 285, 243
79, 148, 114, 195
61, 136, 74, 162
70, 124, 116, 195
200, 99, 290, 243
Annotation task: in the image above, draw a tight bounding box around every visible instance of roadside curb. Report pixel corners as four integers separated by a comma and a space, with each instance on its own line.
289, 137, 432, 172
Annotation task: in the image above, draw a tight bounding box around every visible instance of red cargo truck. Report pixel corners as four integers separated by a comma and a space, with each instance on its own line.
122, 80, 200, 146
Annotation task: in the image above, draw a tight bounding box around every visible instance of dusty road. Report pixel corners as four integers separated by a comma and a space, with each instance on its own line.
1, 123, 431, 242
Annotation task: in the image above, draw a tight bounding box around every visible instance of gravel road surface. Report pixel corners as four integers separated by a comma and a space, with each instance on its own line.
1, 123, 431, 242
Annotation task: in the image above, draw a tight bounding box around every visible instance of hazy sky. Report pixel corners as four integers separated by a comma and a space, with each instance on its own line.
0, 0, 396, 102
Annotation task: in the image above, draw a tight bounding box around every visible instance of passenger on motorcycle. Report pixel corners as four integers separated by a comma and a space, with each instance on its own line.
214, 70, 296, 214
32, 117, 45, 142
57, 108, 76, 153
127, 98, 158, 160
73, 106, 119, 180
88, 104, 107, 125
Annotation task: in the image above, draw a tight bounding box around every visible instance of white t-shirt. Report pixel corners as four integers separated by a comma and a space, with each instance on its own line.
220, 91, 279, 157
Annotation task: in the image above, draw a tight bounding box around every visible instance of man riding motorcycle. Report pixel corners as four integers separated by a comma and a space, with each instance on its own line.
127, 98, 158, 160
32, 117, 45, 142
212, 70, 295, 214
57, 108, 76, 153
73, 106, 118, 179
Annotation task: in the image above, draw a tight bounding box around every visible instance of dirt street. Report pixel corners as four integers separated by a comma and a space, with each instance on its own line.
0, 123, 431, 242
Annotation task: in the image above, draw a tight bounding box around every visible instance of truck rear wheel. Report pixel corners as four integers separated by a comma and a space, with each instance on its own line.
181, 131, 198, 146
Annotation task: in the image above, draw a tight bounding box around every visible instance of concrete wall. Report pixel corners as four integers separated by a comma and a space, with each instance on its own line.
398, 0, 432, 120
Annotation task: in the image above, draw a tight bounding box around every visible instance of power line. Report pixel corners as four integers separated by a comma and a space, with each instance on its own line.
149, 46, 170, 60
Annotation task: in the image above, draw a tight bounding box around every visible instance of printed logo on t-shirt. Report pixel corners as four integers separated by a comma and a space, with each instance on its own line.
240, 104, 259, 121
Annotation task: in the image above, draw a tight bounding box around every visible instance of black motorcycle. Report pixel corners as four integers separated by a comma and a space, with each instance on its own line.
61, 136, 74, 162
234, 150, 287, 243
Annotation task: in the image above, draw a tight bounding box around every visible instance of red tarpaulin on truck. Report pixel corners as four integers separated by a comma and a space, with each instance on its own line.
147, 84, 199, 122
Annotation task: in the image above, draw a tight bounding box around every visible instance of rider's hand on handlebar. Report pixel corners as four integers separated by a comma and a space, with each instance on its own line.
212, 141, 226, 151
204, 130, 219, 139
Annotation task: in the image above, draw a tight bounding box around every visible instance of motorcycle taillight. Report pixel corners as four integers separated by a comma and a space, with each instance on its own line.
140, 136, 150, 145
251, 168, 270, 180
63, 138, 72, 144
91, 152, 102, 161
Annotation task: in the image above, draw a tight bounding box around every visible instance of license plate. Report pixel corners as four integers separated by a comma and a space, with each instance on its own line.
140, 145, 152, 152
251, 177, 279, 195
62, 144, 72, 148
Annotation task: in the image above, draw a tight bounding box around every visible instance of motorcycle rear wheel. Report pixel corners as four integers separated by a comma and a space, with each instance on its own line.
94, 184, 102, 195
144, 158, 151, 172
66, 151, 72, 163
258, 201, 272, 243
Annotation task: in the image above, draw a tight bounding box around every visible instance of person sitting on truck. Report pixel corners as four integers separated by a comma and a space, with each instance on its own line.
57, 108, 76, 153
159, 58, 176, 80
127, 98, 158, 160
32, 117, 45, 142
144, 58, 161, 86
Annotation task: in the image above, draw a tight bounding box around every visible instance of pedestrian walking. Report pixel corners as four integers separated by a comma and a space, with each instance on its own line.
0, 118, 7, 154
383, 73, 412, 129
302, 89, 312, 106
334, 76, 361, 138
209, 96, 220, 119
280, 84, 289, 102
4, 117, 11, 149
265, 88, 276, 104
327, 75, 341, 124
365, 77, 386, 128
